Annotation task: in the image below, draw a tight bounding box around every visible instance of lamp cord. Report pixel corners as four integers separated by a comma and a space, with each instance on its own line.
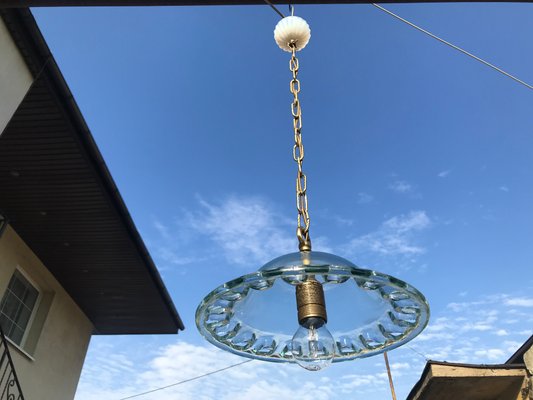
372, 3, 533, 91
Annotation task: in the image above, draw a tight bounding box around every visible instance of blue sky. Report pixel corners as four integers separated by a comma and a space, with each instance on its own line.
32, 3, 533, 399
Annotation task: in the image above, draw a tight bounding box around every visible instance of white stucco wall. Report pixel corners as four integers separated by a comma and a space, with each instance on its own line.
0, 17, 33, 134
0, 226, 94, 400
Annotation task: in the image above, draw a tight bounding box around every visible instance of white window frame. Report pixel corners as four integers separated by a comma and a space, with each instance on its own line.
0, 266, 42, 350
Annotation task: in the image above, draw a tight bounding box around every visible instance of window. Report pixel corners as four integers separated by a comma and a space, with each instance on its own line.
0, 270, 39, 346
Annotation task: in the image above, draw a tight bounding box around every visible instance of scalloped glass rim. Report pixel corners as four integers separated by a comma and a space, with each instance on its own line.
196, 251, 430, 364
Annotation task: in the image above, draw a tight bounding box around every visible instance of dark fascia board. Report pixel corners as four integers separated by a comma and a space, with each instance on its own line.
0, 8, 184, 332
0, 0, 531, 7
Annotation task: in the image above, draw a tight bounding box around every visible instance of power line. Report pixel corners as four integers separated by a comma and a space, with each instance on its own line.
406, 345, 430, 361
264, 0, 285, 19
372, 3, 533, 91
117, 359, 254, 400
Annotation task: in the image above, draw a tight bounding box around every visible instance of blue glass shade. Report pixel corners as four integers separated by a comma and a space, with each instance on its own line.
196, 251, 429, 364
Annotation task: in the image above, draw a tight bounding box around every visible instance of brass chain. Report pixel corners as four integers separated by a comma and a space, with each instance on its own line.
289, 43, 311, 252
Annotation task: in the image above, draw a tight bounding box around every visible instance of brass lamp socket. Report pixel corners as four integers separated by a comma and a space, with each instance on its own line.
295, 280, 327, 324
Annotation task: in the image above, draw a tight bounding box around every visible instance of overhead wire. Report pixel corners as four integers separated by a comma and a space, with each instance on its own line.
264, 0, 285, 19
371, 3, 533, 91
117, 359, 253, 400
406, 345, 430, 362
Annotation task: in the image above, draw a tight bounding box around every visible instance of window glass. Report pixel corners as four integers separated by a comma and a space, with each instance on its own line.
0, 271, 39, 346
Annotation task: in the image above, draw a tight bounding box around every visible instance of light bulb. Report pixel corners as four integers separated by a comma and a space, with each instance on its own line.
291, 317, 335, 371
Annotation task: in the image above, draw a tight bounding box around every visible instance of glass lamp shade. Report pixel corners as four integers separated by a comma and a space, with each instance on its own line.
196, 251, 429, 364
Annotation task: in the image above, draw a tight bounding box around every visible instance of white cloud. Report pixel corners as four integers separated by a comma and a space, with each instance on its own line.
138, 342, 266, 397
338, 373, 388, 392
474, 348, 505, 360
152, 197, 432, 270
503, 341, 523, 354
438, 170, 451, 178
462, 323, 492, 332
357, 192, 374, 204
499, 186, 509, 192
148, 218, 208, 270
319, 209, 354, 227
416, 331, 456, 342
151, 195, 338, 269
447, 299, 491, 312
151, 196, 437, 275
391, 362, 410, 370
153, 220, 171, 240
186, 196, 294, 266
74, 340, 365, 400
388, 180, 413, 193
76, 341, 280, 400
228, 380, 334, 400
345, 211, 430, 257
503, 297, 533, 307
407, 293, 533, 367
312, 235, 334, 253
383, 211, 430, 233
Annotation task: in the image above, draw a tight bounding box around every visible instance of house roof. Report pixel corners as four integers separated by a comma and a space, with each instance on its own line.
0, 8, 184, 334
406, 361, 528, 400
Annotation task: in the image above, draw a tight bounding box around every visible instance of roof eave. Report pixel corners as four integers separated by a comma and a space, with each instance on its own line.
0, 7, 184, 333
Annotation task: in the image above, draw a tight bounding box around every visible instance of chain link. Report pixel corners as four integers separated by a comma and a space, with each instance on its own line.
289, 43, 311, 252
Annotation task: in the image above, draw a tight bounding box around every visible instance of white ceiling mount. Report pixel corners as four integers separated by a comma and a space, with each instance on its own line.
274, 16, 311, 52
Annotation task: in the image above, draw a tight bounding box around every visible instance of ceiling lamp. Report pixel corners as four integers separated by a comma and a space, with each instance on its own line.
196, 13, 429, 371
